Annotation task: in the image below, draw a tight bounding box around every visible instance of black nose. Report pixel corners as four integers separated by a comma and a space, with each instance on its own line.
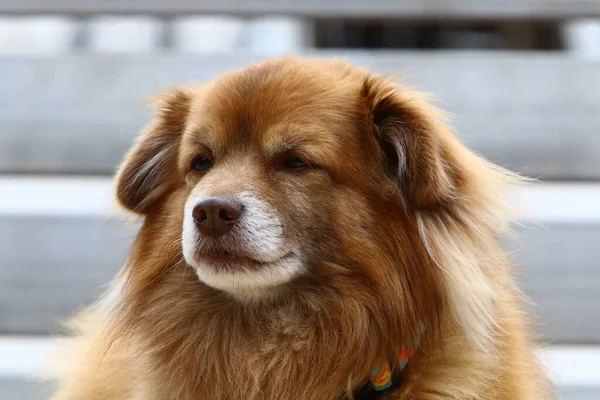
192, 197, 243, 237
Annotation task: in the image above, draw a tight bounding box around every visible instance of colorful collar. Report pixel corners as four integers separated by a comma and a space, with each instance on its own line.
369, 330, 424, 392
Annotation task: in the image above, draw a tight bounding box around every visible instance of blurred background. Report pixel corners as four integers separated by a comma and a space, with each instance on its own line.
0, 1, 599, 399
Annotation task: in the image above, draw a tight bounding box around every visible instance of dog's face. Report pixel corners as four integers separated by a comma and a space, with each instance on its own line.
115, 57, 510, 348
119, 59, 407, 298
176, 65, 379, 297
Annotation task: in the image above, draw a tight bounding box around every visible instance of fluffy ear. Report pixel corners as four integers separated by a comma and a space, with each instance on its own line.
364, 76, 459, 209
115, 88, 191, 214
364, 76, 520, 349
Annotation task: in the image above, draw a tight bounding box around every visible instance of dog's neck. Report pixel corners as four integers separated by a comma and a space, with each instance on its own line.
112, 270, 423, 399
219, 284, 424, 395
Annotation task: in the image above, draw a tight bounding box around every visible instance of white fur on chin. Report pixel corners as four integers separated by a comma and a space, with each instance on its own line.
191, 256, 303, 300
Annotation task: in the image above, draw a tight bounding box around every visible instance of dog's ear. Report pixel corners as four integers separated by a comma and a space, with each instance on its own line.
364, 76, 459, 209
115, 88, 191, 214
365, 76, 520, 349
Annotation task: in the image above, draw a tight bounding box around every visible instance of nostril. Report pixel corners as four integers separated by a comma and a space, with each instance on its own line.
219, 206, 241, 222
192, 206, 208, 223
219, 208, 232, 222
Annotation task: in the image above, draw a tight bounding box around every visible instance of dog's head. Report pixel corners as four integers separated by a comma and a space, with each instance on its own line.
115, 57, 517, 349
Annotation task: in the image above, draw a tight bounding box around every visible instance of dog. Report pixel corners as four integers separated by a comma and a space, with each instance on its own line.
48, 57, 551, 399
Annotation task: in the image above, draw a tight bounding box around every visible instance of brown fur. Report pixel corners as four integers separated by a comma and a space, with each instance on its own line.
47, 57, 552, 399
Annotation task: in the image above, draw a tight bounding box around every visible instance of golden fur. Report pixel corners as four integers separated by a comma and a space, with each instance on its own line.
47, 57, 552, 399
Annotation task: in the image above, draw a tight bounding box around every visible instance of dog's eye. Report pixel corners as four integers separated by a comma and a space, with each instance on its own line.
191, 156, 213, 172
282, 156, 309, 170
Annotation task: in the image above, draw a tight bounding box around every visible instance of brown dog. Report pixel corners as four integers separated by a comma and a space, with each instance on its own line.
48, 57, 551, 399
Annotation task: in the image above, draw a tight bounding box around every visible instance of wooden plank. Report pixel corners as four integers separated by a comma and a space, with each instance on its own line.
514, 225, 600, 343
0, 216, 135, 334
0, 379, 50, 400
1, 220, 598, 341
0, 178, 599, 342
0, 52, 599, 179
0, 0, 599, 19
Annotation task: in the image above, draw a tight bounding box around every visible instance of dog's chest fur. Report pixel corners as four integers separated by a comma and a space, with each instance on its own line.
131, 281, 384, 400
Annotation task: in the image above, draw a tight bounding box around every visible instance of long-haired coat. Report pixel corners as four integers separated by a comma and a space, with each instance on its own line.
48, 57, 551, 400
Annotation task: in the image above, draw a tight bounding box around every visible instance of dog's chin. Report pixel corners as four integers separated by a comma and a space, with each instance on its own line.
183, 251, 303, 301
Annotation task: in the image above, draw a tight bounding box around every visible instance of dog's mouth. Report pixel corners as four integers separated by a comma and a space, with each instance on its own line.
183, 236, 303, 297
196, 248, 263, 269
188, 247, 302, 298
195, 247, 295, 270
